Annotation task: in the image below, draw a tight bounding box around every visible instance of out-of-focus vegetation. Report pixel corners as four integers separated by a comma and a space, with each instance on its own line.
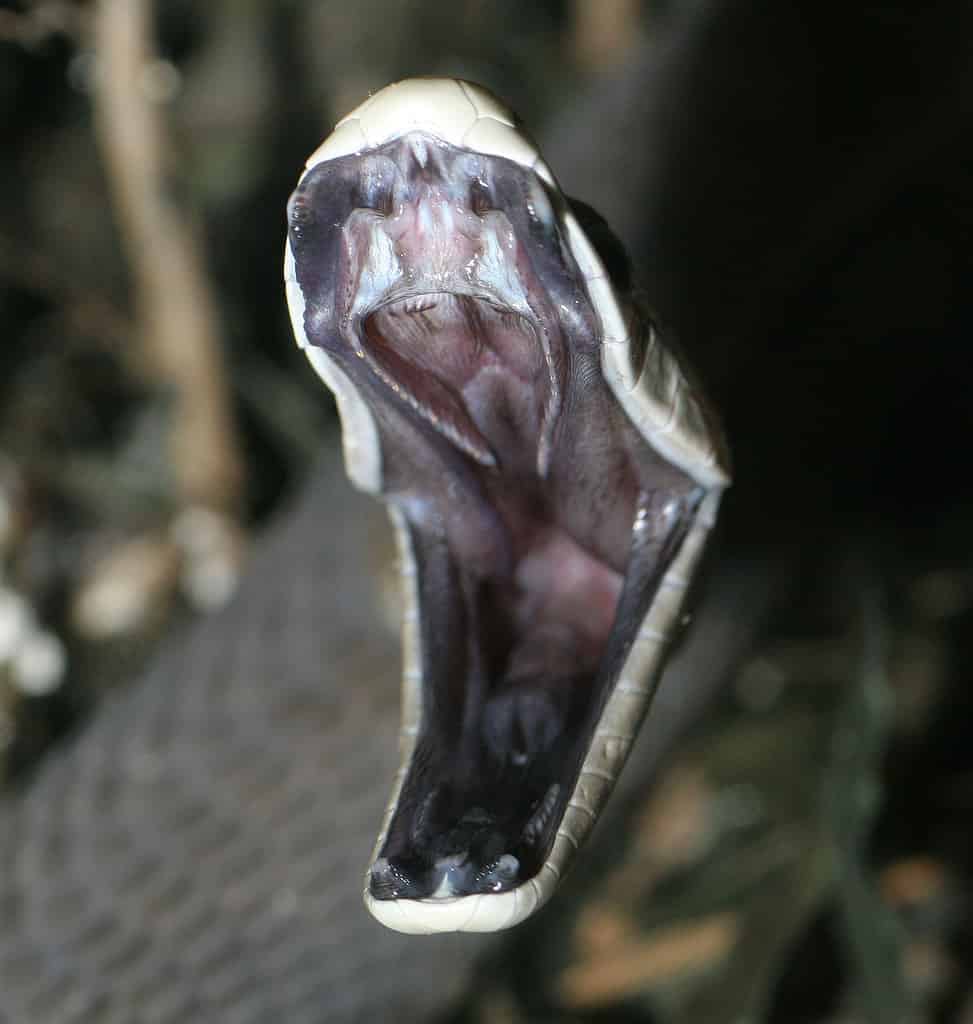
2, 1, 973, 1022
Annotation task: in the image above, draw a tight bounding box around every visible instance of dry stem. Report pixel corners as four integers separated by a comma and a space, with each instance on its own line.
91, 0, 244, 514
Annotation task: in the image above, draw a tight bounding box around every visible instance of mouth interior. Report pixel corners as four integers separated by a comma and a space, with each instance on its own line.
364, 290, 695, 901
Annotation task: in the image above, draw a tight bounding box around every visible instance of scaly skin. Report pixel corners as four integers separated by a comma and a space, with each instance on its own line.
0, 448, 492, 1023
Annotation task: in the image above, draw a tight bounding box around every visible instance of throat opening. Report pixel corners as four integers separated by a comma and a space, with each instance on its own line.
373, 511, 627, 902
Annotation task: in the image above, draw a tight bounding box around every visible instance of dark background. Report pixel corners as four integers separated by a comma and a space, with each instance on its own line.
1, 1, 972, 1020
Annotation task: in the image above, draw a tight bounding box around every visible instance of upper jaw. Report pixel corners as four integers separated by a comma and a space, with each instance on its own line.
354, 282, 530, 325
336, 191, 557, 338
327, 151, 572, 476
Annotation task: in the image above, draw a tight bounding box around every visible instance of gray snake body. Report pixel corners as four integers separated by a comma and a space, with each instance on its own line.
0, 450, 490, 1022
0, 441, 767, 1021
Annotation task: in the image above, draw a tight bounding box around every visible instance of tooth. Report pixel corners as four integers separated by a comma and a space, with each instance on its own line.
410, 788, 438, 843
370, 857, 426, 899
474, 853, 520, 893
523, 783, 560, 845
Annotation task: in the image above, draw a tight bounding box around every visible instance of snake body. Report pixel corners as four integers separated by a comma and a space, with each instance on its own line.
0, 449, 491, 1022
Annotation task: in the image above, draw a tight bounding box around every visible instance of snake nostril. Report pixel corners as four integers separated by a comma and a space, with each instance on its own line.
356, 156, 398, 216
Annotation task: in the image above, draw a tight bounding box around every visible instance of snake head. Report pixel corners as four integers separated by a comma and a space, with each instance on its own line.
285, 78, 729, 933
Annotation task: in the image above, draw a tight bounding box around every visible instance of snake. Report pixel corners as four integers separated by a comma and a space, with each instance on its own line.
0, 77, 731, 1018
1, 0, 966, 1005
284, 78, 729, 933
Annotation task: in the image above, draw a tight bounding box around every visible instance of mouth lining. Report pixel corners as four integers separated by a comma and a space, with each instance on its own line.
357, 289, 561, 477
356, 265, 693, 903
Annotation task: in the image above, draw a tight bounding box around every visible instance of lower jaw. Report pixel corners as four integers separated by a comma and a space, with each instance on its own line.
356, 287, 704, 902
368, 469, 706, 903
369, 520, 627, 901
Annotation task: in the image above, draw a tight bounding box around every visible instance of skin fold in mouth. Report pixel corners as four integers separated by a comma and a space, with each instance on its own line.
285, 79, 729, 932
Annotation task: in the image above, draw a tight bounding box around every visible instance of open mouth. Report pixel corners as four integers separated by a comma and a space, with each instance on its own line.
286, 116, 723, 924
358, 285, 697, 901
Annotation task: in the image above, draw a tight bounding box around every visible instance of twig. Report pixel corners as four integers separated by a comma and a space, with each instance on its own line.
0, 234, 134, 351
90, 0, 244, 514
569, 0, 643, 73
826, 573, 912, 1023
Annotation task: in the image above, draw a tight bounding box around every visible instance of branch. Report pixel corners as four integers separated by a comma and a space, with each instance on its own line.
90, 0, 244, 515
